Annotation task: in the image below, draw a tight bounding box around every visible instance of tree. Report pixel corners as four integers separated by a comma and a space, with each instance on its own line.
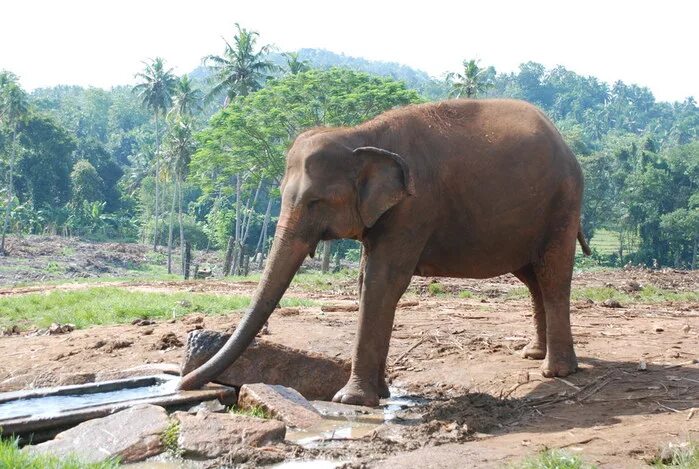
163, 116, 196, 274
446, 59, 493, 98
0, 71, 29, 254
282, 52, 310, 75
191, 68, 421, 273
204, 24, 277, 105
133, 58, 177, 250
171, 75, 203, 118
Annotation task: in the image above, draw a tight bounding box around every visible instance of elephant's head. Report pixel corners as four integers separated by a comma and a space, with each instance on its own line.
178, 129, 414, 390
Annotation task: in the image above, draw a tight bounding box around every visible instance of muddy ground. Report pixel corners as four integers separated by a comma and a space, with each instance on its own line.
0, 240, 697, 467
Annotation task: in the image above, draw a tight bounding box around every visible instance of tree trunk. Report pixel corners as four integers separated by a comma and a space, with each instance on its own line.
183, 242, 192, 280
321, 240, 332, 274
231, 174, 242, 276
177, 177, 185, 275
0, 132, 17, 255
152, 112, 161, 251
166, 183, 176, 274
692, 237, 697, 270
223, 236, 235, 276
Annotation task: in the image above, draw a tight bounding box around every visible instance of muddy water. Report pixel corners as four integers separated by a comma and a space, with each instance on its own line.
0, 379, 178, 420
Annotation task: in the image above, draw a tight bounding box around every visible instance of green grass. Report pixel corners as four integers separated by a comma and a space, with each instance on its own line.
229, 405, 273, 419
458, 289, 473, 299
0, 437, 119, 469
161, 420, 182, 457
0, 287, 316, 330
515, 449, 596, 469
428, 282, 446, 296
502, 285, 698, 304
652, 442, 699, 468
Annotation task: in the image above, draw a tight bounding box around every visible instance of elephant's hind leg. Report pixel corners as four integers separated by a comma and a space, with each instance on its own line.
513, 265, 547, 360
532, 225, 578, 378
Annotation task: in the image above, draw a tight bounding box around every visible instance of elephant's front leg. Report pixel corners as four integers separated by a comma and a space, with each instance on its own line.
333, 241, 419, 406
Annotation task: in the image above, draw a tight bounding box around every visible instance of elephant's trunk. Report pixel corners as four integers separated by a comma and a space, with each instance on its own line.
178, 228, 310, 390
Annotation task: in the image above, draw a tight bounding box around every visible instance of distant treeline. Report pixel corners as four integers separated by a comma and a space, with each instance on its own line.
1, 27, 697, 270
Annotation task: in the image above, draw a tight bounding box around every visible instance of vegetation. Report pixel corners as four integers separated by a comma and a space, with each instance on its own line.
161, 420, 182, 457
0, 287, 315, 329
1, 25, 697, 271
0, 437, 119, 469
229, 405, 273, 419
651, 442, 699, 468
515, 449, 596, 469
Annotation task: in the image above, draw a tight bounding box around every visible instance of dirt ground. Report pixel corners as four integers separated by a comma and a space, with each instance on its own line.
0, 256, 698, 467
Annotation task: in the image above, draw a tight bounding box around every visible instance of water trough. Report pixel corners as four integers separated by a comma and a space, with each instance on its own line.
0, 374, 236, 443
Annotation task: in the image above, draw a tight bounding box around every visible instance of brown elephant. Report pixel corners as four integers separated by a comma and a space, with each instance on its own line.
179, 99, 591, 406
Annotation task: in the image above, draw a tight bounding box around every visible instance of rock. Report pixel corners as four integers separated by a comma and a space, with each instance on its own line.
622, 280, 642, 292
181, 330, 351, 400
602, 299, 622, 308
238, 383, 322, 429
173, 411, 285, 459
637, 360, 647, 371
153, 332, 184, 350
277, 307, 300, 317
28, 404, 169, 464
654, 325, 665, 333
188, 399, 228, 414
1, 325, 20, 336
95, 363, 181, 382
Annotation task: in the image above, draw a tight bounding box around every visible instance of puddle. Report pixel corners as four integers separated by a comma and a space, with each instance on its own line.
0, 376, 179, 420
287, 388, 425, 447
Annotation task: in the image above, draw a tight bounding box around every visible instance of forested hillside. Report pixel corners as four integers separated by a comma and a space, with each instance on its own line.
1, 27, 697, 270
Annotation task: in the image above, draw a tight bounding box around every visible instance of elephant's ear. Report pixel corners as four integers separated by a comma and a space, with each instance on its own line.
353, 146, 414, 228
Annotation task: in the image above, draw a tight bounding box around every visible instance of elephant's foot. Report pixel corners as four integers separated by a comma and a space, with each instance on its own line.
521, 340, 546, 360
332, 378, 381, 407
378, 377, 390, 399
540, 347, 577, 377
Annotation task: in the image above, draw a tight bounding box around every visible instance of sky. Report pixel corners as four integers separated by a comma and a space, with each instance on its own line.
1, 0, 697, 103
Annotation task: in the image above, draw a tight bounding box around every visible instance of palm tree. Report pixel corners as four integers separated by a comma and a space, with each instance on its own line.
446, 59, 493, 99
133, 58, 177, 250
283, 52, 310, 75
203, 23, 277, 104
0, 71, 28, 255
163, 117, 195, 275
171, 75, 203, 117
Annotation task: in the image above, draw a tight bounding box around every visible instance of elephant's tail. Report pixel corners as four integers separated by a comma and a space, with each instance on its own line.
577, 228, 591, 256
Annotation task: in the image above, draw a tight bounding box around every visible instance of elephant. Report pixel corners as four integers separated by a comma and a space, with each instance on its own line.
179, 98, 591, 406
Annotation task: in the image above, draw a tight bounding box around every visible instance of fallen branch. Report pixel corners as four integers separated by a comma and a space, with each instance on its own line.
392, 337, 426, 366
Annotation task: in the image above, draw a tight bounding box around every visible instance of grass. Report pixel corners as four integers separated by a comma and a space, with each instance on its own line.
0, 437, 119, 469
161, 420, 182, 457
458, 289, 473, 299
0, 287, 316, 330
651, 442, 699, 468
503, 285, 698, 304
515, 449, 596, 469
229, 405, 273, 419
428, 282, 446, 296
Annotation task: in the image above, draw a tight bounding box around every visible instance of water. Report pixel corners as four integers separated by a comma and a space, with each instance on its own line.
0, 378, 179, 420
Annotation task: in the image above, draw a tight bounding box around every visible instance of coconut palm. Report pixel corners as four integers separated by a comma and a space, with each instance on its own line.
0, 71, 29, 254
163, 117, 195, 274
171, 75, 203, 117
204, 23, 277, 104
283, 52, 310, 75
133, 58, 177, 250
446, 59, 493, 99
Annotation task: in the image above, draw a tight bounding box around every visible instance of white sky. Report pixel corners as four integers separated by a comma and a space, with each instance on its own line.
1, 0, 697, 102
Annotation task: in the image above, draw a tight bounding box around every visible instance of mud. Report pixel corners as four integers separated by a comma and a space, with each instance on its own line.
0, 244, 697, 466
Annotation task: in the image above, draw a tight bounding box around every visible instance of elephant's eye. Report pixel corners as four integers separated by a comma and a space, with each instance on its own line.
307, 198, 321, 209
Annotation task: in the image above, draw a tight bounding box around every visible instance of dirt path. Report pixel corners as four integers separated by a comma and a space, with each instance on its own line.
0, 269, 697, 467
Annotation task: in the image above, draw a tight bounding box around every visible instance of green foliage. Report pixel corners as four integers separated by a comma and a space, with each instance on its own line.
161, 420, 182, 457
0, 287, 316, 329
428, 282, 445, 296
515, 449, 596, 469
229, 405, 273, 419
458, 290, 473, 298
0, 437, 119, 469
